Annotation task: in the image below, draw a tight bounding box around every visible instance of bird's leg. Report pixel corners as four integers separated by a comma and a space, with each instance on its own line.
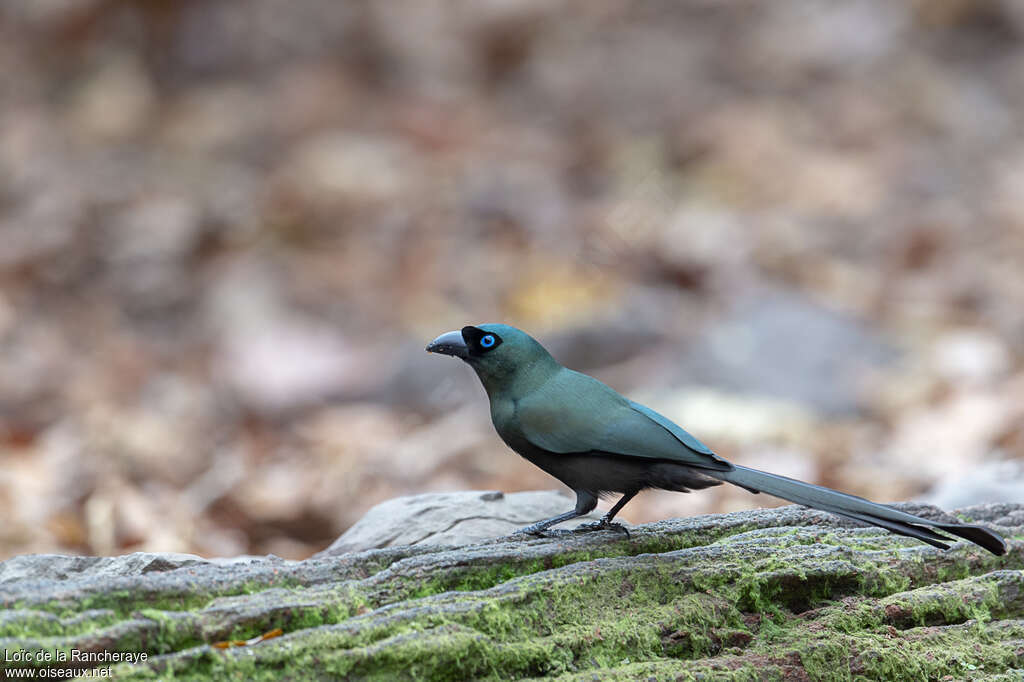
601, 490, 638, 523
515, 509, 584, 536
514, 491, 598, 537
576, 491, 637, 537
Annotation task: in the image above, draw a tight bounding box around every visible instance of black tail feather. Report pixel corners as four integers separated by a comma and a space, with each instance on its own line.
713, 465, 1006, 556
820, 507, 952, 551
930, 521, 1008, 556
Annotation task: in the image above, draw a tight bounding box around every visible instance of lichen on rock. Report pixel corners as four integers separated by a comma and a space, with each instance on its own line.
1, 501, 1021, 680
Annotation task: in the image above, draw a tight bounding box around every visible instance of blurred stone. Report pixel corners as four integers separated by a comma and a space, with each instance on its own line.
0, 196, 81, 270
460, 161, 570, 242
68, 55, 154, 140
234, 459, 321, 522
672, 288, 897, 416
216, 319, 361, 412
84, 488, 116, 556
751, 1, 910, 74
920, 459, 1024, 509
107, 197, 203, 263
931, 328, 1012, 385
0, 551, 266, 584
631, 388, 818, 448
285, 132, 418, 202
317, 490, 608, 555
190, 521, 250, 559
0, 320, 68, 410
299, 404, 405, 462
885, 389, 1014, 480
81, 376, 221, 486
660, 205, 751, 274
162, 85, 268, 152
207, 260, 383, 412
369, 407, 492, 483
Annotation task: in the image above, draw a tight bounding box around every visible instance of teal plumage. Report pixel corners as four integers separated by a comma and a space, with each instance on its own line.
514, 370, 729, 468
427, 324, 1006, 555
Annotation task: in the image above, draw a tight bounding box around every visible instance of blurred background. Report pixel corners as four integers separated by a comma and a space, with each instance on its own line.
1, 0, 1023, 560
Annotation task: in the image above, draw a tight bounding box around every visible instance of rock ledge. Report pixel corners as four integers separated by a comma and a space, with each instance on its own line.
1, 500, 1022, 680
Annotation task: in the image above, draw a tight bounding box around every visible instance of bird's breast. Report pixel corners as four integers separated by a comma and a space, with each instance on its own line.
487, 397, 543, 459
489, 397, 522, 443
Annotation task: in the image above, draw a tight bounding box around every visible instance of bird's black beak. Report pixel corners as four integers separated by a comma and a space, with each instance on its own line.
426, 330, 469, 358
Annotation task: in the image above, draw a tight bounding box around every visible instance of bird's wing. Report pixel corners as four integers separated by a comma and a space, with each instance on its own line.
625, 400, 717, 455
516, 369, 731, 471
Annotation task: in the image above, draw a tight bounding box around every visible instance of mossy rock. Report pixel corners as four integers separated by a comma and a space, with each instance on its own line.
1, 502, 1022, 680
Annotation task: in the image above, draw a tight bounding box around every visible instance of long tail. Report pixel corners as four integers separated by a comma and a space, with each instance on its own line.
710, 464, 1007, 556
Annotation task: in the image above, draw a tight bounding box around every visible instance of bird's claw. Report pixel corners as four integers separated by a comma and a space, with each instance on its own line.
511, 525, 572, 538
575, 520, 630, 538
539, 528, 573, 537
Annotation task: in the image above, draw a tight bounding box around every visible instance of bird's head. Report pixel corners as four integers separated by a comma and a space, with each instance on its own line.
426, 324, 557, 395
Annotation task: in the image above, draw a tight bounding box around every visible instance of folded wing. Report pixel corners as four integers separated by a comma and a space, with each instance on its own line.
516, 369, 731, 471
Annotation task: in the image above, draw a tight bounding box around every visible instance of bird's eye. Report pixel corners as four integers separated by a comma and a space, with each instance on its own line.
480, 334, 496, 348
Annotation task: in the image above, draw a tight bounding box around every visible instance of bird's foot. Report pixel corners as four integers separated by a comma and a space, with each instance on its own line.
511, 524, 572, 538
539, 528, 573, 537
575, 520, 630, 538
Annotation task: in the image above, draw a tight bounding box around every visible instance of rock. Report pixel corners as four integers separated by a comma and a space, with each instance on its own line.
0, 502, 1021, 679
930, 328, 1012, 386
673, 288, 896, 416
318, 490, 608, 555
205, 260, 383, 413
0, 553, 208, 584
631, 387, 819, 447
921, 459, 1024, 509
284, 132, 419, 202
884, 389, 1015, 481
67, 54, 155, 141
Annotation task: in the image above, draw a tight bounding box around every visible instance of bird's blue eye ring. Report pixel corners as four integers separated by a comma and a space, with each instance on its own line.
480, 334, 496, 348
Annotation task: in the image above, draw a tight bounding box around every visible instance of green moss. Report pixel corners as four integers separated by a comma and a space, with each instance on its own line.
0, 609, 119, 639
116, 556, 1015, 679
3, 515, 1020, 680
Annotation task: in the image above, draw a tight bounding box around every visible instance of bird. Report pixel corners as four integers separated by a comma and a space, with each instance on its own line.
426, 324, 1007, 556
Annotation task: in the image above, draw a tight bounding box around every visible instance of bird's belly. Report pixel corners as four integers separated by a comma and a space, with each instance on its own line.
510, 444, 653, 495
497, 425, 721, 496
